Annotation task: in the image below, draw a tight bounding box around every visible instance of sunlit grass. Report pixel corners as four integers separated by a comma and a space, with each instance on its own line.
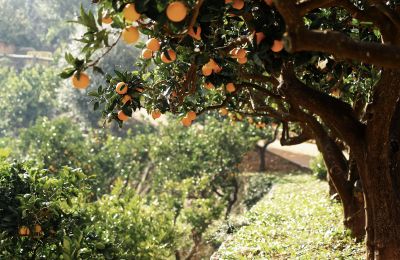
214, 174, 365, 259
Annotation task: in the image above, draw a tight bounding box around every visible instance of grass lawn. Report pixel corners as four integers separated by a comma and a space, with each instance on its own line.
212, 173, 365, 259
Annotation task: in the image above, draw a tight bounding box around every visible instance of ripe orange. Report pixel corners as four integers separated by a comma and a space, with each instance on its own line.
141, 48, 153, 59
102, 16, 113, 24
166, 2, 188, 22
181, 116, 192, 127
19, 226, 30, 236
122, 26, 139, 44
237, 56, 247, 64
226, 83, 236, 93
151, 110, 162, 119
118, 111, 129, 121
146, 38, 160, 52
161, 49, 177, 63
236, 49, 247, 59
219, 108, 228, 116
121, 95, 132, 104
123, 4, 140, 22
207, 59, 222, 73
188, 26, 202, 41
204, 82, 215, 90
72, 72, 90, 89
232, 0, 245, 10
34, 224, 42, 233
202, 64, 213, 76
271, 40, 284, 52
187, 111, 197, 120
115, 82, 128, 94
264, 0, 273, 6
255, 32, 265, 45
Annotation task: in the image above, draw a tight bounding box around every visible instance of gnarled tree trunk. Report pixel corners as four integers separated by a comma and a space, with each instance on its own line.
358, 70, 400, 259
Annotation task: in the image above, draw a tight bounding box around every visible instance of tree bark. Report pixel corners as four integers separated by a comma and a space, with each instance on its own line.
257, 145, 268, 172
360, 70, 400, 259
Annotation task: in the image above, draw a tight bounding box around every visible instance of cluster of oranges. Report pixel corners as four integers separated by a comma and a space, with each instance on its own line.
18, 224, 43, 237
181, 111, 197, 127
115, 82, 131, 121
70, 0, 287, 128
202, 59, 222, 76
229, 48, 248, 64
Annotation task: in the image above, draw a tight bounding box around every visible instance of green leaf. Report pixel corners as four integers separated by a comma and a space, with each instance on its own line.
59, 68, 76, 79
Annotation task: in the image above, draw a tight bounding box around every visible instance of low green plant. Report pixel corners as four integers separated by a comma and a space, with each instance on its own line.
310, 153, 328, 180
214, 174, 364, 259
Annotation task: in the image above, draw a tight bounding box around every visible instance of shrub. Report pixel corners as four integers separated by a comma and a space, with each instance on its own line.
310, 153, 328, 180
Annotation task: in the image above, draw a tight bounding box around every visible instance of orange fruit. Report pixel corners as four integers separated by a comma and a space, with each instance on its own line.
264, 0, 273, 6
187, 111, 197, 120
122, 26, 139, 44
166, 1, 188, 22
219, 108, 228, 116
19, 226, 30, 236
123, 4, 140, 22
188, 26, 201, 41
141, 48, 153, 59
236, 49, 247, 59
151, 110, 162, 119
116, 82, 128, 94
121, 95, 132, 104
204, 82, 215, 90
226, 83, 236, 93
118, 111, 129, 121
225, 0, 233, 3
232, 0, 244, 10
181, 116, 192, 127
146, 38, 160, 52
102, 16, 113, 24
72, 72, 90, 89
161, 49, 177, 63
255, 32, 265, 45
271, 40, 284, 52
207, 59, 222, 73
237, 56, 247, 64
202, 64, 213, 76
34, 224, 42, 233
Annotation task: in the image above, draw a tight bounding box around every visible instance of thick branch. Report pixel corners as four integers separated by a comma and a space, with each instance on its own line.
280, 64, 365, 150
280, 129, 312, 146
286, 28, 400, 68
298, 0, 337, 16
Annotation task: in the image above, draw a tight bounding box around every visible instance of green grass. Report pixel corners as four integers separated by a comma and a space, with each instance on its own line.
213, 173, 365, 259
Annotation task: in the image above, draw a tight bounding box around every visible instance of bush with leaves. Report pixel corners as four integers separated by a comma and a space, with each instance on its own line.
0, 159, 178, 259
0, 160, 90, 259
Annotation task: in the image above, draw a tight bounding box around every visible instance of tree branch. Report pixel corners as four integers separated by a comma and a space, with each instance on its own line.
279, 64, 366, 150
285, 28, 400, 68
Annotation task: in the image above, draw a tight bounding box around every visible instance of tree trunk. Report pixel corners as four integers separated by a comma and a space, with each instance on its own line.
358, 70, 400, 258
257, 145, 268, 172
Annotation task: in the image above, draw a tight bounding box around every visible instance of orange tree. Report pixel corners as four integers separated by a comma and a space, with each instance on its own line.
62, 0, 400, 257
